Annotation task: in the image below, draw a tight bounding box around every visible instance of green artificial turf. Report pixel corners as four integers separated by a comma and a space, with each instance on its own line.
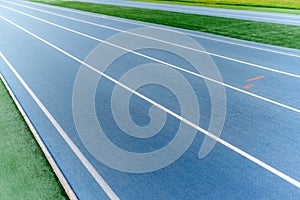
31, 0, 300, 50
0, 78, 67, 199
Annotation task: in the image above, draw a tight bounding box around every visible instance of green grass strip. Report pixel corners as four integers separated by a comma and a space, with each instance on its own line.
31, 0, 300, 50
0, 78, 67, 199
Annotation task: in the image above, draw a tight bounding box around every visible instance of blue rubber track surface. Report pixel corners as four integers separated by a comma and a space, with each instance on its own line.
0, 0, 300, 199
74, 0, 300, 26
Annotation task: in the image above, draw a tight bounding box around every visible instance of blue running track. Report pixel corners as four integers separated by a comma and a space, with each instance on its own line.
0, 0, 299, 199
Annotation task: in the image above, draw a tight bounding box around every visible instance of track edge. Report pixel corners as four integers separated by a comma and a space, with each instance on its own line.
0, 72, 78, 200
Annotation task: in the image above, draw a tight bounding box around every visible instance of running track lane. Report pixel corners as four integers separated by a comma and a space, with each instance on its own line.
0, 1, 300, 199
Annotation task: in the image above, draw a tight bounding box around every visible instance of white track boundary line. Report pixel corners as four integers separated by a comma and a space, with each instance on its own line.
0, 66, 78, 200
15, 0, 300, 59
0, 51, 120, 200
2, 5, 300, 114
6, 1, 300, 79
1, 16, 300, 189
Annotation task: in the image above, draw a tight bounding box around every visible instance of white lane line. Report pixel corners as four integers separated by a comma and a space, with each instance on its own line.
0, 51, 120, 200
6, 1, 300, 79
15, 0, 300, 59
1, 15, 300, 189
0, 70, 78, 200
2, 5, 300, 114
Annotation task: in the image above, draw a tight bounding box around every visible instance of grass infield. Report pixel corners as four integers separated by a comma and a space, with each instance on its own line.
0, 78, 67, 199
31, 0, 300, 50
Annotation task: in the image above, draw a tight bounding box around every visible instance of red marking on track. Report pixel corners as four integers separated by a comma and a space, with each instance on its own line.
247, 76, 265, 82
243, 84, 254, 89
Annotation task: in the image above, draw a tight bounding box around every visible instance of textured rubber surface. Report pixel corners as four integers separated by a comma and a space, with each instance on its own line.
0, 1, 299, 199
